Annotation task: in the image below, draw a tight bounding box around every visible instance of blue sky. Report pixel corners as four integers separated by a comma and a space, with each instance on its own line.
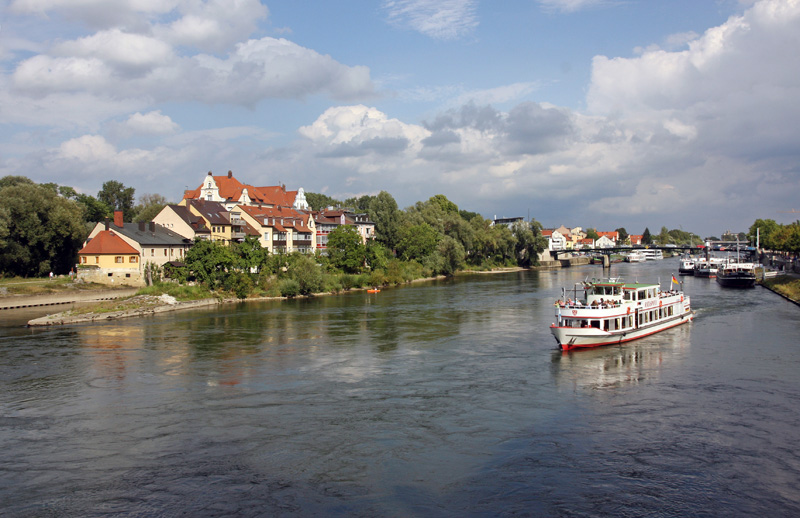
2, 0, 799, 237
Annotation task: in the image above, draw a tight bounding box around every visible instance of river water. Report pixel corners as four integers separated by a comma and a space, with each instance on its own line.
1, 260, 799, 517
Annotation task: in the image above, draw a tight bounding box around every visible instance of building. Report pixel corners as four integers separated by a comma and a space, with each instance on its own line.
313, 209, 375, 252
152, 204, 211, 242
77, 229, 142, 286
178, 199, 258, 245
595, 235, 616, 248
183, 171, 309, 211
80, 211, 192, 286
542, 230, 568, 251
492, 216, 524, 228
237, 205, 316, 254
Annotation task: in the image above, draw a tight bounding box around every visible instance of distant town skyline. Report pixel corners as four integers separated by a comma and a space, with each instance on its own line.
2, 0, 799, 237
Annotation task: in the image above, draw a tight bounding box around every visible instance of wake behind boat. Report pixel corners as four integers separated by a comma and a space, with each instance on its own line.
550, 276, 693, 351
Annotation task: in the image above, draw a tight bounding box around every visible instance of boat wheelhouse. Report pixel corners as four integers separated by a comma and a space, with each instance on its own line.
678, 254, 696, 275
550, 277, 693, 351
694, 257, 725, 278
716, 260, 757, 288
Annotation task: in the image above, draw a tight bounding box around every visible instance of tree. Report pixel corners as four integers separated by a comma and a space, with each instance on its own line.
368, 191, 402, 251
183, 240, 239, 289
97, 181, 135, 221
76, 194, 112, 223
642, 227, 652, 245
428, 194, 458, 214
0, 181, 87, 276
287, 253, 323, 295
396, 223, 439, 261
133, 193, 169, 223
437, 235, 466, 275
512, 220, 547, 267
234, 236, 268, 273
305, 192, 341, 211
615, 227, 629, 245
344, 194, 375, 212
748, 219, 780, 248
585, 228, 600, 240
326, 225, 366, 273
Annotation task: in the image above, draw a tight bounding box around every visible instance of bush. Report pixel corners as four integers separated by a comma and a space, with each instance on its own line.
278, 278, 300, 298
368, 269, 386, 287
322, 274, 343, 294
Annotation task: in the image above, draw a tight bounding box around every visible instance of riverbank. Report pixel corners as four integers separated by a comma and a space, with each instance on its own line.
759, 273, 800, 306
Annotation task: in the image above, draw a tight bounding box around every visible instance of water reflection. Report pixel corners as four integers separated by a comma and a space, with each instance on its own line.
551, 322, 692, 391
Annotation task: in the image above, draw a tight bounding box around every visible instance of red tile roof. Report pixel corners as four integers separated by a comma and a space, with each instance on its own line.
80, 231, 139, 255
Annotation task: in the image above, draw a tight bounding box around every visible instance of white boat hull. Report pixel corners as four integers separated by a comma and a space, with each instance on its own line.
551, 311, 693, 350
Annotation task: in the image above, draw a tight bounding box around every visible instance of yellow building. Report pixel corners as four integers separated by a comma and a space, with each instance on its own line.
77, 230, 142, 286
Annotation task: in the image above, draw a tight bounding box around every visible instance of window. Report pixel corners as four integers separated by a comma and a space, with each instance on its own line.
95, 256, 99, 263
151, 249, 155, 256
115, 256, 124, 263
130, 256, 138, 263
80, 256, 87, 264
164, 249, 168, 256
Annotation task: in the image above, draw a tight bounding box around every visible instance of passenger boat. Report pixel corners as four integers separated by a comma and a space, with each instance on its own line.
694, 257, 725, 278
642, 249, 664, 260
716, 260, 757, 288
678, 254, 696, 275
550, 277, 693, 351
625, 250, 646, 262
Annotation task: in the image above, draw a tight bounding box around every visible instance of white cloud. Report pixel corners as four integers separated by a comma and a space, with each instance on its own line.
123, 111, 179, 136
383, 0, 478, 39
55, 29, 174, 74
58, 134, 117, 162
537, 0, 614, 13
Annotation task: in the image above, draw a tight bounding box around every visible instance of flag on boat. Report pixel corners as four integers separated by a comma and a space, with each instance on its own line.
671, 275, 679, 285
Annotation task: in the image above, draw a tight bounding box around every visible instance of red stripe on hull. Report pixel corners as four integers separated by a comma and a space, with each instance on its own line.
556, 316, 693, 351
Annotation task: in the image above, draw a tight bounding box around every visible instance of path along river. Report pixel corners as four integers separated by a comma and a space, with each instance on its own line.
1, 260, 799, 517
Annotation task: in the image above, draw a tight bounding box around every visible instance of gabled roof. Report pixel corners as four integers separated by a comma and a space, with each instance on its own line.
106, 222, 190, 246
80, 231, 139, 255
165, 204, 210, 233
597, 231, 619, 240
239, 205, 312, 233
183, 171, 298, 207
186, 199, 231, 225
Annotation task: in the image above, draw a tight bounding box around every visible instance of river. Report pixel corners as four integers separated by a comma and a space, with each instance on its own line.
1, 260, 799, 517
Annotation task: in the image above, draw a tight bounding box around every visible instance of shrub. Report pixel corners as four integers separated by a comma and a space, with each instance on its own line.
278, 278, 300, 298
368, 269, 386, 287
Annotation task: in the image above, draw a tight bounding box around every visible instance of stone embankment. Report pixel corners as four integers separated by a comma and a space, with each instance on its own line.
27, 295, 220, 326
0, 288, 138, 311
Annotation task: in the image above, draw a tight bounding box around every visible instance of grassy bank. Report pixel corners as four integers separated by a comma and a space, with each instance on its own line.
760, 276, 800, 303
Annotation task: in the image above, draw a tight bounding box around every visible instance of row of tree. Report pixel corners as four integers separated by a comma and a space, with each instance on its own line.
748, 219, 800, 254
0, 176, 166, 276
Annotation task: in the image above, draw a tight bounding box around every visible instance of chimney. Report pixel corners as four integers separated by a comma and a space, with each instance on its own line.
228, 170, 233, 178
114, 211, 124, 227
104, 218, 109, 231
149, 222, 156, 232
138, 222, 145, 231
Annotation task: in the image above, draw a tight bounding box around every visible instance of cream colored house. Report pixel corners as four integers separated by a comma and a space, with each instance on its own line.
238, 205, 316, 253
152, 204, 211, 242
83, 212, 192, 284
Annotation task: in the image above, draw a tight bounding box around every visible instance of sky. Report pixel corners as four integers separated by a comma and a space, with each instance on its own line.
1, 0, 799, 238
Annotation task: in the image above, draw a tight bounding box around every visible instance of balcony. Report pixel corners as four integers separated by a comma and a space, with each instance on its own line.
293, 240, 312, 247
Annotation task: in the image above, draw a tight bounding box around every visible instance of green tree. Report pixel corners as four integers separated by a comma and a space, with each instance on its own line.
748, 219, 781, 249
344, 194, 375, 212
75, 194, 112, 222
133, 193, 169, 223
287, 253, 323, 295
585, 228, 600, 241
326, 225, 366, 273
0, 181, 87, 276
234, 236, 268, 274
512, 220, 547, 268
615, 227, 629, 245
396, 222, 439, 261
97, 180, 136, 221
183, 240, 239, 289
365, 240, 389, 271
437, 235, 466, 275
369, 191, 402, 251
305, 192, 341, 211
642, 227, 652, 245
428, 194, 459, 214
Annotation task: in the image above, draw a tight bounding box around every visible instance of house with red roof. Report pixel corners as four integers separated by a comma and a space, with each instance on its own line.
313, 209, 375, 252
77, 229, 142, 286
183, 171, 309, 211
